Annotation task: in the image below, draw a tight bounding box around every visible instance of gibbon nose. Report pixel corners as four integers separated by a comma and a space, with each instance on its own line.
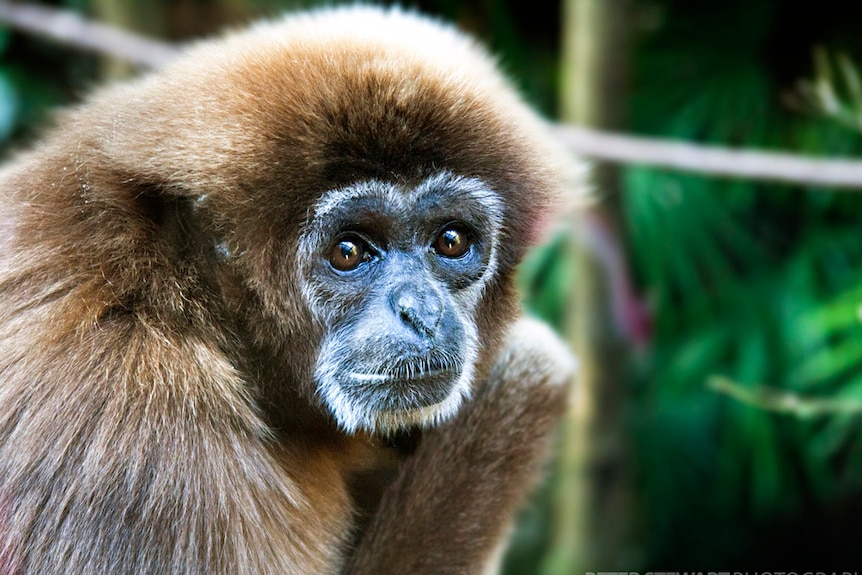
389, 282, 443, 339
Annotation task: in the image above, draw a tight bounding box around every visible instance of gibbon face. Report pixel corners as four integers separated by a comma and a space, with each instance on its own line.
300, 173, 504, 432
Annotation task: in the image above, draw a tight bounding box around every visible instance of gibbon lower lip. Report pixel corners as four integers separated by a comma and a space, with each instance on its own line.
348, 369, 450, 384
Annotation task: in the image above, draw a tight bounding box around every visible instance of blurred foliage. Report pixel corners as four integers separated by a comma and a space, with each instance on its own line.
521, 0, 862, 569
619, 0, 862, 567
5, 0, 862, 571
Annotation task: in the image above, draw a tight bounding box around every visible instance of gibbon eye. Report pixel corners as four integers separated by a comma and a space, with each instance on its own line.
433, 226, 471, 259
329, 237, 370, 272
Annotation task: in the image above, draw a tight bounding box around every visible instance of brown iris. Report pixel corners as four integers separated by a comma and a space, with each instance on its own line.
434, 226, 470, 258
329, 238, 366, 271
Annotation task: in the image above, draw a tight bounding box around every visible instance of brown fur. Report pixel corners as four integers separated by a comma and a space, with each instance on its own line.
0, 6, 575, 574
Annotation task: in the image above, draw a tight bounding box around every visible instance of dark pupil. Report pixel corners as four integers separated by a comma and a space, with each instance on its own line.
438, 229, 467, 257
332, 240, 361, 270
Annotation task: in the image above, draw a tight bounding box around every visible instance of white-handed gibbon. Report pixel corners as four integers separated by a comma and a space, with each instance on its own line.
0, 6, 576, 574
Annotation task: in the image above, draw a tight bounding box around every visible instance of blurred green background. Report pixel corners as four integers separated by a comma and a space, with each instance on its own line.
3, 0, 862, 572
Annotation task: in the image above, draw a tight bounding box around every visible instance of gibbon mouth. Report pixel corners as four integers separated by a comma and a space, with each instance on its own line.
347, 369, 451, 384
344, 365, 461, 411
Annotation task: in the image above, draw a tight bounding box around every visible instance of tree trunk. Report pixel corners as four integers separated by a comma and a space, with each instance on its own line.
544, 0, 638, 572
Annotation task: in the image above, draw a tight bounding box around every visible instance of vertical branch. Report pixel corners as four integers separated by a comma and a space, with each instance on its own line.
544, 0, 637, 572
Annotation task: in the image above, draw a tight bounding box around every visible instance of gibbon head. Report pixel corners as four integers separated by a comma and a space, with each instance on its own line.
61, 6, 565, 434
